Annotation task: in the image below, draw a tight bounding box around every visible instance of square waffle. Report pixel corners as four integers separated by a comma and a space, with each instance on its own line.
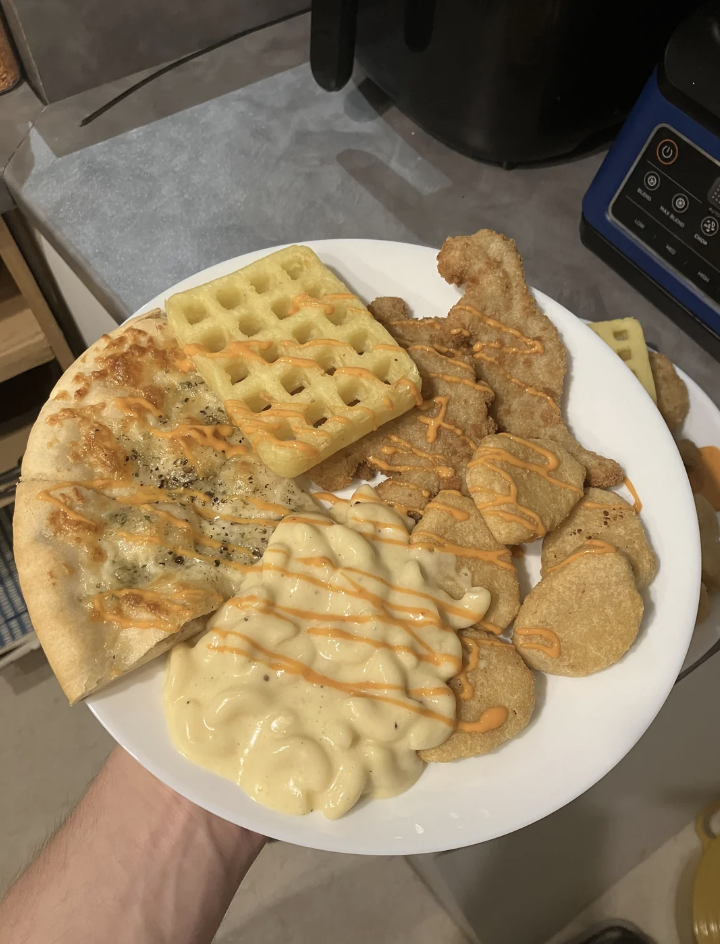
589, 318, 657, 403
166, 246, 422, 476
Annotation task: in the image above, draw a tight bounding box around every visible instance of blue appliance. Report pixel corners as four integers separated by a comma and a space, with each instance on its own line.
581, 2, 720, 360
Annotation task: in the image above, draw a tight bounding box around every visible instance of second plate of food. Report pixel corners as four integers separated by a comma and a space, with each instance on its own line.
88, 238, 700, 855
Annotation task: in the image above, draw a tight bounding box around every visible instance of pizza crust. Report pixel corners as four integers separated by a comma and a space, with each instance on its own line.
15, 313, 319, 703
14, 480, 218, 703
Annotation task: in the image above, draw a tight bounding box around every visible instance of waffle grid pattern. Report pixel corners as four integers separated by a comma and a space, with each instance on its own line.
167, 246, 421, 476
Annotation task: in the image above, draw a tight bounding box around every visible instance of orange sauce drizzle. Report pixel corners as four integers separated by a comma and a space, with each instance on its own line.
150, 423, 248, 463
263, 546, 485, 625
427, 372, 493, 393
515, 627, 561, 658
38, 484, 99, 529
373, 435, 455, 479
472, 347, 561, 413
457, 706, 509, 734
311, 491, 345, 505
411, 530, 515, 570
407, 344, 469, 371
478, 620, 503, 635
211, 632, 506, 734
304, 625, 459, 670
455, 634, 513, 700
117, 530, 253, 574
454, 303, 545, 355
247, 498, 287, 515
583, 500, 629, 511
282, 514, 335, 527
425, 498, 470, 521
393, 376, 424, 407
92, 586, 220, 633
545, 538, 616, 574
417, 396, 475, 447
287, 292, 356, 316
468, 433, 582, 536
623, 477, 642, 513
113, 396, 162, 418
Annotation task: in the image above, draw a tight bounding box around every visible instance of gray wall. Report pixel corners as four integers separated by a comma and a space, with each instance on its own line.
0, 0, 308, 103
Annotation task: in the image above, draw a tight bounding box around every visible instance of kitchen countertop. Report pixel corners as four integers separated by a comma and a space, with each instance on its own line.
3, 13, 720, 406
0, 81, 43, 214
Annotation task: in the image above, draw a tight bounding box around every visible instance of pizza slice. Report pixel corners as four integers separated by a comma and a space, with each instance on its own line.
14, 312, 318, 703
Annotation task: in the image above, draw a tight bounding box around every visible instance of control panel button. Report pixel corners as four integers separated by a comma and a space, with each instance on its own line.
708, 176, 720, 210
701, 216, 719, 237
657, 139, 678, 164
672, 193, 689, 213
644, 171, 660, 191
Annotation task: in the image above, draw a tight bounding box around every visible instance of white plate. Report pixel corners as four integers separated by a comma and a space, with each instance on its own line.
676, 368, 720, 673
88, 239, 701, 855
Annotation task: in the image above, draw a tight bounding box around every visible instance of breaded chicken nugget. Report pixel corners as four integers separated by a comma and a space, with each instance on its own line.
419, 629, 534, 762
513, 549, 643, 676
437, 230, 624, 488
466, 433, 584, 544
410, 489, 520, 630
649, 351, 689, 432
541, 487, 657, 589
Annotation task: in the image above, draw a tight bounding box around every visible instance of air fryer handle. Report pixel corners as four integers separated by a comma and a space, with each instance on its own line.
310, 0, 358, 91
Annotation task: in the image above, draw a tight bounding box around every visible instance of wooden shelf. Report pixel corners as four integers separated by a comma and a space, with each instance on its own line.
0, 263, 54, 384
0, 422, 32, 476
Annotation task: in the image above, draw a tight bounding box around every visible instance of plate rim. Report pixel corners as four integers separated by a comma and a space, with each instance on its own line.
88, 237, 702, 854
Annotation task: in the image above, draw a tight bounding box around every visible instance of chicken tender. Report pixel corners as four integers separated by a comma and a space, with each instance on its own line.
541, 487, 657, 589
410, 489, 520, 630
513, 549, 643, 676
649, 351, 689, 432
310, 336, 495, 492
437, 230, 624, 488
419, 629, 535, 762
466, 433, 585, 545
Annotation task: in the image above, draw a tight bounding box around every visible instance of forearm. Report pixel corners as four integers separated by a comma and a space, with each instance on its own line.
0, 747, 264, 944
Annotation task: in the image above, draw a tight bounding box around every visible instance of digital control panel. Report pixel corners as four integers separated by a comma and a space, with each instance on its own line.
610, 125, 720, 310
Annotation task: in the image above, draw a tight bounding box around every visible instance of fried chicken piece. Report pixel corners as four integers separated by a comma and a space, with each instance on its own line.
309, 339, 495, 492
513, 549, 643, 676
541, 487, 657, 589
467, 434, 585, 545
419, 629, 534, 762
649, 351, 689, 432
410, 490, 520, 630
437, 230, 623, 488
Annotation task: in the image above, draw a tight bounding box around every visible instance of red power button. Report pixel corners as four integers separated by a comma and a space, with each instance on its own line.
657, 139, 678, 164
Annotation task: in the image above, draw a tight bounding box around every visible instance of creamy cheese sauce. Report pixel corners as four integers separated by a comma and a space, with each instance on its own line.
164, 486, 490, 818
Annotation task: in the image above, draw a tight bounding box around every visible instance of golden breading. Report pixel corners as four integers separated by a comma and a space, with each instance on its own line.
436, 230, 624, 489
409, 490, 520, 630
513, 549, 643, 676
419, 629, 534, 762
374, 476, 433, 520
649, 351, 689, 432
696, 494, 720, 592
466, 433, 585, 545
541, 487, 657, 589
309, 336, 495, 492
678, 438, 703, 492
